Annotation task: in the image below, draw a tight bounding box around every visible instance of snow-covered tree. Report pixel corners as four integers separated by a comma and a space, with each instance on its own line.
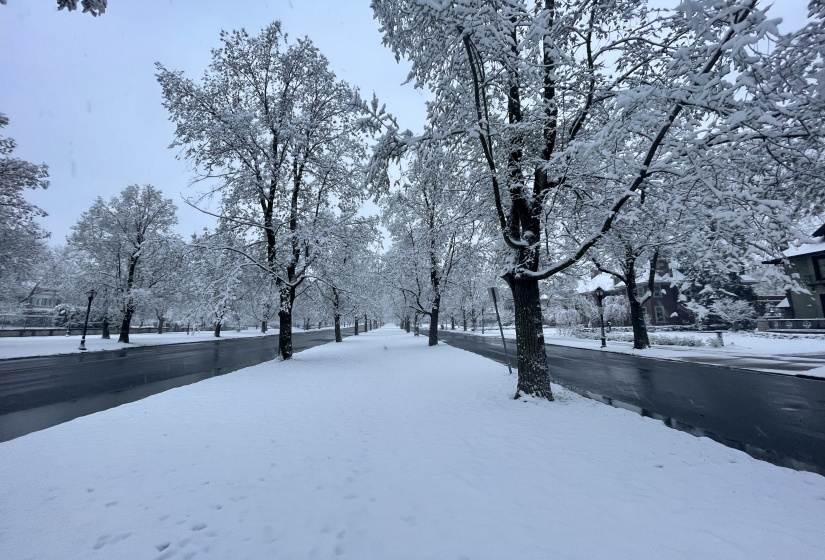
67, 184, 179, 343
55, 0, 106, 16
370, 0, 825, 399
380, 144, 487, 345
186, 231, 251, 337
157, 22, 371, 360
308, 217, 382, 342
709, 297, 757, 331
0, 114, 50, 310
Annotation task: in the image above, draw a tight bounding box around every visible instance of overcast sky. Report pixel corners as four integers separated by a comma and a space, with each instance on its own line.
0, 0, 810, 245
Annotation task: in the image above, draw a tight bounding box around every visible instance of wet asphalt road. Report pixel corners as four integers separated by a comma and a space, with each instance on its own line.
0, 328, 353, 441
439, 330, 825, 475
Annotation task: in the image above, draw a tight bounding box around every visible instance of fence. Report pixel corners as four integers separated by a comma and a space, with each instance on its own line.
757, 317, 825, 332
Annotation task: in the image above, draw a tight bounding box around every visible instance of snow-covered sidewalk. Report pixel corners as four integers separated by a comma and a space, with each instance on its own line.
1, 327, 823, 559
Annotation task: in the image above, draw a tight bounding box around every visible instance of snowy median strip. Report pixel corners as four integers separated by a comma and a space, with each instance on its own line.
1, 327, 823, 559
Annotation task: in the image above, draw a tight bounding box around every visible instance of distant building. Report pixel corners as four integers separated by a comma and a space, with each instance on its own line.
578, 261, 694, 326
22, 286, 60, 312
764, 224, 825, 320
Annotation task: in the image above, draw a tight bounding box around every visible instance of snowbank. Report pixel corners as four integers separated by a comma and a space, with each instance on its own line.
1, 328, 822, 559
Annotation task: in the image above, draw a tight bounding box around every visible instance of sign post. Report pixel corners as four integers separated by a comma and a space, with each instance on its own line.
488, 287, 513, 375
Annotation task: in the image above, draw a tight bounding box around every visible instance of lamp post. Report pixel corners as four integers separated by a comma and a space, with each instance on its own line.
595, 286, 606, 348
78, 289, 96, 351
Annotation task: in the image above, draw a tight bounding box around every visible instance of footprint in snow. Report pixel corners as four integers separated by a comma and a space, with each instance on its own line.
92, 532, 131, 550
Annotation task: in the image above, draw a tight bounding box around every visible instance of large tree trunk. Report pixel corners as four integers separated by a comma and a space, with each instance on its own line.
333, 288, 342, 342
117, 305, 134, 343
156, 313, 165, 334
101, 317, 110, 339
624, 256, 650, 350
413, 311, 420, 336
214, 320, 222, 338
354, 318, 359, 335
277, 285, 294, 360
506, 273, 553, 400
405, 316, 411, 333
118, 257, 139, 344
428, 294, 440, 346
364, 313, 369, 332
261, 320, 267, 333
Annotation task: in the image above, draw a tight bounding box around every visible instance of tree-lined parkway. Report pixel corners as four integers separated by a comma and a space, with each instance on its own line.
2, 0, 823, 401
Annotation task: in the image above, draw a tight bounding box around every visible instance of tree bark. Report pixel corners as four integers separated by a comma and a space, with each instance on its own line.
261, 320, 267, 333
214, 320, 222, 338
624, 255, 651, 350
405, 316, 411, 333
333, 287, 342, 342
354, 318, 359, 335
413, 311, 420, 336
506, 273, 553, 400
101, 317, 110, 339
117, 305, 134, 343
428, 294, 440, 346
277, 284, 295, 359
364, 313, 369, 333
157, 314, 165, 334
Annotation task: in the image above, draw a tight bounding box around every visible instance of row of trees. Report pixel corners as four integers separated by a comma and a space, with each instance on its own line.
368, 0, 825, 399
13, 184, 385, 347
4, 2, 824, 403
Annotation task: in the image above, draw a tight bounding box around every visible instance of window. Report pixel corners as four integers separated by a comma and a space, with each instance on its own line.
654, 306, 666, 324
653, 286, 663, 298
814, 255, 825, 281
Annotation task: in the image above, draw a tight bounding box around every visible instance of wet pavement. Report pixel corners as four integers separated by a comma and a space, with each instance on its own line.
0, 328, 353, 442
438, 330, 825, 476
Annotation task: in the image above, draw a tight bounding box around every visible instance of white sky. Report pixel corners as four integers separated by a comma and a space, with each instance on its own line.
0, 0, 810, 245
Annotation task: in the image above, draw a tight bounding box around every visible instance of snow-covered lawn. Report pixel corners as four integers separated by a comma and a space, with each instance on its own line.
0, 328, 281, 360
458, 326, 825, 377
1, 328, 823, 559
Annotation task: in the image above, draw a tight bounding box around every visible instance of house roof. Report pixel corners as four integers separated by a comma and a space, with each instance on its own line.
813, 223, 825, 238
783, 241, 825, 258
576, 272, 615, 294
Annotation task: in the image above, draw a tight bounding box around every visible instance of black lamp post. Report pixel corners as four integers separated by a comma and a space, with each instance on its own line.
78, 289, 96, 351
595, 286, 606, 348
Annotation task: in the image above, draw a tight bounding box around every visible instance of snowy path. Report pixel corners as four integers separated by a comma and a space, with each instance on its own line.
1, 327, 823, 559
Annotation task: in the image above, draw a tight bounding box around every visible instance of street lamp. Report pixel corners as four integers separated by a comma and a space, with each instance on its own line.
78, 289, 96, 351
595, 286, 606, 348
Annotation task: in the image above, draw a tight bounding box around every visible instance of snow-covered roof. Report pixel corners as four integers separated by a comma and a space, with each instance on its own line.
612, 272, 682, 290
576, 272, 615, 294
783, 241, 825, 258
